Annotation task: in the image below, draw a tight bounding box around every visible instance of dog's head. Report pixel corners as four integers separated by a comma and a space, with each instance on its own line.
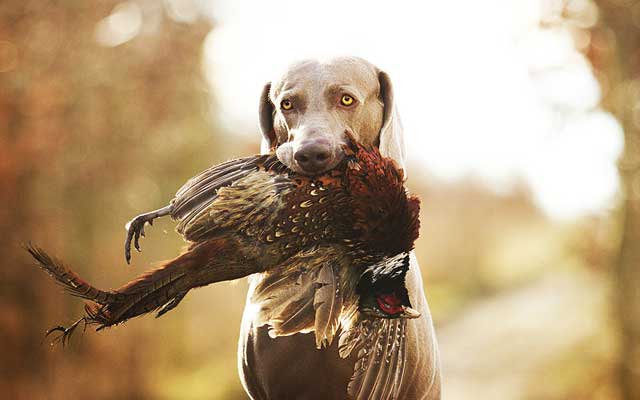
259, 56, 405, 175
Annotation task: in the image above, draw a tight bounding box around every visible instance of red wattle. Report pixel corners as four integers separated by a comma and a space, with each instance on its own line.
376, 293, 403, 315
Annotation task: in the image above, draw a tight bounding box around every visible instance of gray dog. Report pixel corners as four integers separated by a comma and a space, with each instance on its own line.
238, 56, 442, 400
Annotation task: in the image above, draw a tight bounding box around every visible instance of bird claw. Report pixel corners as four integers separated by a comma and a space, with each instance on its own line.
125, 214, 152, 264
45, 318, 87, 347
123, 205, 172, 264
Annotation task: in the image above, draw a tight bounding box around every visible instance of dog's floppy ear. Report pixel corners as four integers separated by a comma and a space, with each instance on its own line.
377, 70, 406, 171
259, 82, 277, 154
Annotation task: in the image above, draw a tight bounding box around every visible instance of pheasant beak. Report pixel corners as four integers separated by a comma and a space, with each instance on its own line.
400, 306, 421, 319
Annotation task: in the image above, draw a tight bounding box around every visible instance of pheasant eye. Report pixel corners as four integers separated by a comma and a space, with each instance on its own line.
340, 94, 354, 107
281, 99, 293, 110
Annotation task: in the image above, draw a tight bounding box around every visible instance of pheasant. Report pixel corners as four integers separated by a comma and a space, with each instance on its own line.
29, 138, 421, 399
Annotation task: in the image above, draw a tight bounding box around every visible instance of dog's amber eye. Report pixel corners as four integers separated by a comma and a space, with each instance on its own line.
281, 99, 293, 110
340, 94, 354, 107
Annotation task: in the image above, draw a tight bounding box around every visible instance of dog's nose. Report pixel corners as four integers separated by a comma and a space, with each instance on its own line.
294, 142, 332, 174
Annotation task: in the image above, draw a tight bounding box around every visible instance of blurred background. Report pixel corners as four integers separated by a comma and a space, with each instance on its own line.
1, 0, 638, 399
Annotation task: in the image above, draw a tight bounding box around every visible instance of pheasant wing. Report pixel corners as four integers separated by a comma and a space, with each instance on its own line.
251, 246, 350, 347
172, 155, 271, 221
170, 154, 293, 242
338, 317, 408, 400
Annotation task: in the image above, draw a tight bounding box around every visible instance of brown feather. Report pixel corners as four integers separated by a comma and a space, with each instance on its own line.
26, 244, 117, 305
30, 238, 262, 330
339, 317, 407, 400
313, 262, 343, 348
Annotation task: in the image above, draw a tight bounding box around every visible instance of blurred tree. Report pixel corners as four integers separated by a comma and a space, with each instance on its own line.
588, 1, 640, 399
0, 1, 222, 398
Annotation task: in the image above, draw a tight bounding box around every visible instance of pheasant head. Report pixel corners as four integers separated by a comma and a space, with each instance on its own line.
328, 139, 421, 320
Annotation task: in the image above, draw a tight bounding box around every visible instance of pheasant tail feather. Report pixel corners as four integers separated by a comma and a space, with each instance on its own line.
27, 239, 246, 330
26, 244, 117, 305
